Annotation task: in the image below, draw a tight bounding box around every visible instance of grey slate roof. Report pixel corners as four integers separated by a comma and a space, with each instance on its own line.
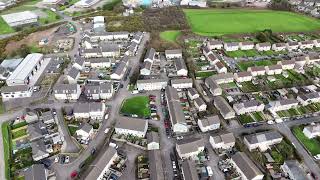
176, 137, 204, 155
67, 67, 80, 79
213, 96, 235, 117
298, 92, 320, 101
199, 115, 220, 127
53, 84, 79, 94
1, 85, 30, 93
188, 88, 198, 96
145, 48, 156, 61
148, 150, 164, 180
147, 131, 160, 144
78, 123, 93, 134
116, 116, 147, 132
165, 49, 182, 55
171, 78, 192, 85
181, 160, 199, 180
231, 152, 263, 180
175, 58, 187, 71
194, 97, 205, 107
235, 71, 252, 77
24, 164, 47, 180
244, 130, 282, 145
165, 86, 186, 125
282, 160, 307, 180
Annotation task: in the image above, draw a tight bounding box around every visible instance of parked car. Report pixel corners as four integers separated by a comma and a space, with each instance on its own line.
65, 155, 70, 163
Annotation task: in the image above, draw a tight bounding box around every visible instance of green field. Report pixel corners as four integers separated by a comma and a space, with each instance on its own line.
293, 126, 320, 155
0, 17, 15, 34
2, 122, 11, 180
160, 30, 181, 42
120, 96, 151, 118
183, 9, 320, 36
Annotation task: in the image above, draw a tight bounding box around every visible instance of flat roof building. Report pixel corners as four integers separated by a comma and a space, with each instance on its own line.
2, 11, 38, 27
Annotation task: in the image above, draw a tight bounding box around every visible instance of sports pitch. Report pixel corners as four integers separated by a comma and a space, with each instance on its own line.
183, 9, 320, 36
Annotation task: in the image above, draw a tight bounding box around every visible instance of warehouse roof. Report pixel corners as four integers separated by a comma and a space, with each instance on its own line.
2, 11, 38, 24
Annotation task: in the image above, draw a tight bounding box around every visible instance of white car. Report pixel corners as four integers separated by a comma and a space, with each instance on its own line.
65, 156, 70, 163
54, 156, 59, 163
267, 120, 274, 125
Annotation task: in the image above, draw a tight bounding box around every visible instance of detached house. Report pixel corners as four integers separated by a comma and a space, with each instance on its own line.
256, 42, 271, 51
194, 97, 207, 112
210, 132, 235, 149
240, 42, 254, 50
244, 131, 283, 152
175, 58, 188, 76
207, 40, 223, 50
198, 115, 220, 132
76, 123, 94, 141
115, 117, 148, 137
176, 138, 205, 159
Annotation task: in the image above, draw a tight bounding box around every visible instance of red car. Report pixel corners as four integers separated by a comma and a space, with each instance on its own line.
70, 171, 78, 179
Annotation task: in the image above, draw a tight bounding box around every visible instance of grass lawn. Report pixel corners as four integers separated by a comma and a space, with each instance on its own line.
160, 30, 181, 43
183, 9, 320, 36
39, 9, 60, 25
0, 17, 15, 35
240, 81, 260, 92
11, 129, 27, 139
195, 71, 215, 78
292, 126, 320, 155
238, 114, 255, 124
120, 96, 151, 118
1, 122, 11, 180
225, 49, 259, 58
252, 112, 264, 121
68, 125, 78, 136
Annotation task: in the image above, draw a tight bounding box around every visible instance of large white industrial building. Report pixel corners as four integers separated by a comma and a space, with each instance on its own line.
1, 11, 38, 27
6, 53, 44, 86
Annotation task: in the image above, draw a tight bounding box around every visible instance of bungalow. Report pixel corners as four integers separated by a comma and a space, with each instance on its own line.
265, 65, 283, 75
136, 79, 168, 91
140, 61, 152, 76
248, 66, 266, 76
207, 40, 223, 50
299, 40, 314, 49
205, 77, 222, 96
166, 86, 189, 133
197, 115, 220, 132
175, 58, 188, 76
53, 84, 81, 101
268, 99, 299, 112
187, 88, 199, 100
297, 92, 320, 106
256, 42, 271, 51
272, 43, 287, 51
194, 97, 207, 112
214, 96, 235, 119
76, 123, 94, 141
233, 100, 265, 115
171, 78, 193, 89
244, 131, 283, 152
115, 116, 148, 137
286, 42, 300, 51
303, 123, 320, 139
230, 152, 264, 180
66, 67, 80, 84
210, 132, 235, 149
240, 41, 254, 50
215, 61, 227, 74
234, 71, 252, 83
224, 42, 239, 52
165, 49, 182, 59
207, 53, 220, 65
277, 60, 295, 70
147, 131, 160, 150
176, 138, 204, 159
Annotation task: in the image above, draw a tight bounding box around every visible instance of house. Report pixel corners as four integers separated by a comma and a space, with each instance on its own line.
74, 0, 100, 8
224, 42, 239, 52
165, 49, 182, 59
140, 61, 152, 76
272, 43, 287, 51
180, 0, 207, 7
230, 152, 264, 180
171, 78, 193, 89
84, 83, 114, 100
181, 160, 199, 180
265, 65, 283, 75
147, 131, 160, 150
269, 99, 299, 112
175, 58, 188, 76
210, 132, 235, 149
40, 111, 55, 124
299, 40, 314, 49
207, 53, 220, 65
1, 11, 38, 27
76, 123, 94, 141
176, 138, 204, 159
277, 60, 295, 70
115, 116, 148, 137
23, 164, 48, 180
53, 84, 81, 101
187, 88, 199, 100
132, 32, 143, 44
214, 96, 235, 119
66, 67, 80, 84
209, 73, 234, 84
165, 86, 188, 133
73, 102, 106, 120
205, 77, 222, 96
110, 56, 129, 80
307, 53, 320, 64
148, 150, 164, 180
202, 46, 213, 57
136, 79, 168, 91
233, 100, 265, 115
215, 61, 227, 74
234, 71, 252, 83
297, 92, 320, 106
303, 123, 320, 139
207, 40, 223, 50
286, 42, 300, 51
240, 42, 255, 50
244, 131, 283, 152
31, 140, 50, 161
73, 57, 85, 70
197, 115, 220, 132
85, 57, 111, 69
255, 42, 271, 51
292, 55, 308, 66
281, 160, 307, 180
27, 121, 47, 141
313, 39, 320, 47
248, 66, 266, 76
144, 48, 156, 63
194, 97, 207, 112
6, 53, 44, 86
85, 147, 118, 180
1, 85, 33, 101
126, 41, 139, 56
101, 44, 120, 57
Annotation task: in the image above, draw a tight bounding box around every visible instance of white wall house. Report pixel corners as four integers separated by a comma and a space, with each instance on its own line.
303, 123, 320, 139
207, 40, 223, 50
240, 42, 254, 50
277, 60, 295, 70
272, 43, 286, 51
1, 85, 33, 101
255, 42, 271, 51
233, 100, 265, 115
115, 117, 148, 137
136, 79, 168, 91
194, 97, 207, 112
76, 123, 94, 141
171, 78, 193, 89
286, 42, 299, 51
210, 132, 235, 149
265, 65, 283, 75
176, 138, 204, 159
299, 40, 314, 49
198, 115, 220, 132
187, 88, 199, 100
297, 92, 320, 106
244, 131, 283, 152
248, 66, 266, 76
234, 72, 252, 82
147, 132, 160, 150
224, 42, 239, 52
165, 49, 182, 59
53, 84, 81, 101
268, 99, 299, 112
